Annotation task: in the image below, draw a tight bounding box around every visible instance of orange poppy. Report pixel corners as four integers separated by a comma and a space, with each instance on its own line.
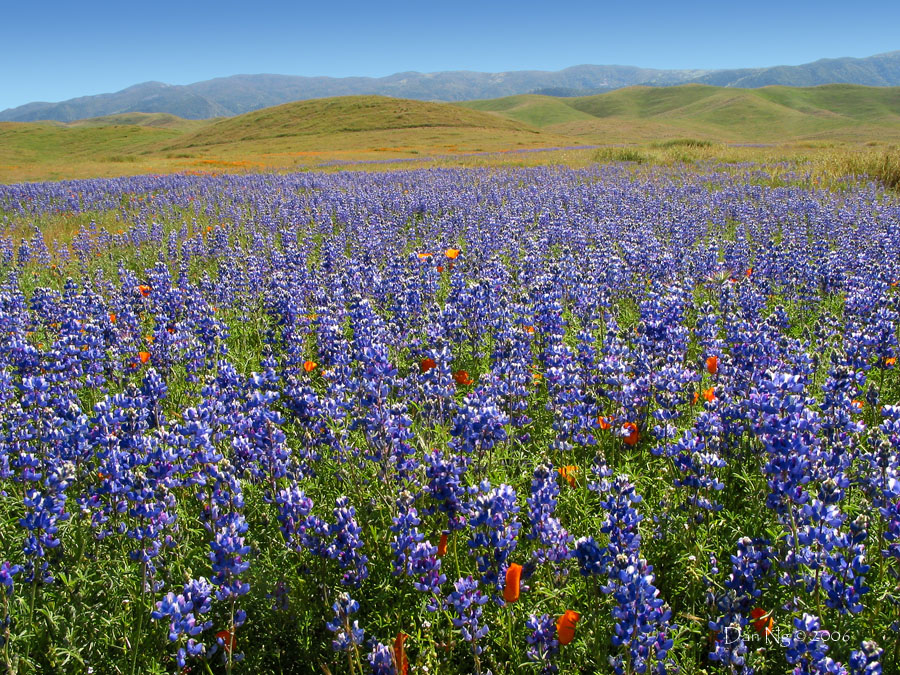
138, 351, 151, 364
749, 608, 773, 637
623, 422, 639, 446
445, 248, 460, 260
692, 391, 699, 405
598, 416, 614, 430
706, 355, 719, 375
556, 610, 581, 646
703, 387, 716, 403
437, 532, 448, 557
851, 399, 864, 413
887, 357, 897, 367
417, 252, 433, 260
138, 285, 151, 297
393, 632, 409, 675
420, 357, 437, 373
145, 335, 154, 344
437, 265, 444, 273
216, 629, 235, 654
205, 225, 213, 233
109, 313, 117, 324
303, 360, 317, 373
558, 465, 578, 488
523, 325, 535, 334
746, 267, 753, 278
453, 369, 473, 386
503, 563, 523, 603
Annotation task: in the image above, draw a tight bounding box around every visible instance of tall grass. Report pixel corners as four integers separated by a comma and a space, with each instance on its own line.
825, 148, 900, 190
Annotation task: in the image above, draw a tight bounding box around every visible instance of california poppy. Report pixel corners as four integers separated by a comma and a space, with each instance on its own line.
417, 252, 433, 260
746, 267, 753, 278
887, 357, 897, 367
138, 285, 151, 297
523, 325, 535, 334
851, 399, 864, 413
749, 608, 773, 637
109, 313, 117, 324
393, 632, 409, 675
598, 416, 613, 430
623, 422, 639, 446
556, 610, 580, 646
138, 351, 151, 364
420, 357, 436, 373
437, 532, 448, 557
503, 563, 523, 603
692, 391, 699, 405
453, 369, 473, 386
436, 265, 444, 273
445, 248, 460, 260
303, 360, 317, 373
216, 629, 236, 654
706, 355, 719, 375
703, 387, 716, 403
558, 465, 578, 488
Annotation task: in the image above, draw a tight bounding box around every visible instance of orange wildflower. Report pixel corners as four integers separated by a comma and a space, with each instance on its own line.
109, 313, 117, 324
216, 629, 236, 654
436, 265, 444, 273
445, 248, 460, 260
437, 532, 448, 557
453, 369, 473, 386
749, 608, 773, 637
692, 391, 699, 405
138, 351, 151, 364
417, 252, 433, 260
886, 357, 897, 367
598, 416, 614, 430
303, 360, 317, 373
703, 387, 716, 403
503, 563, 523, 604
556, 610, 581, 646
851, 399, 864, 412
706, 355, 719, 375
145, 335, 154, 344
393, 632, 409, 675
420, 357, 437, 373
206, 225, 213, 233
523, 325, 535, 334
558, 465, 578, 488
138, 285, 151, 297
623, 422, 639, 446
746, 267, 753, 278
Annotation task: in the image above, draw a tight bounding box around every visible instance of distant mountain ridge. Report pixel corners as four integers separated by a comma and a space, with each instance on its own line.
3, 51, 900, 122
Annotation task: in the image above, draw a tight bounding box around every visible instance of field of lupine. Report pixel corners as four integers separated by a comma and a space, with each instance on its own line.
0, 164, 899, 674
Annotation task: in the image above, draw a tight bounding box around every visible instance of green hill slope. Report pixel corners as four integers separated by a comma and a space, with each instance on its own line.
460, 84, 900, 142
165, 95, 545, 150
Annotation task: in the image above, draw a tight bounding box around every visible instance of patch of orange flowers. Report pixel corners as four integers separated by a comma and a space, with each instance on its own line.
453, 369, 473, 386
622, 422, 639, 446
393, 632, 409, 675
437, 532, 448, 557
703, 387, 716, 403
558, 465, 578, 488
138, 285, 151, 297
138, 351, 151, 364
706, 355, 719, 375
503, 563, 523, 603
556, 610, 580, 646
303, 360, 317, 373
420, 357, 436, 373
749, 608, 773, 637
445, 248, 460, 260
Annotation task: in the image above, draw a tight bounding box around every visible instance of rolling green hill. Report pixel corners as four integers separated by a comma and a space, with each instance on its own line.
2, 87, 899, 183
459, 84, 900, 142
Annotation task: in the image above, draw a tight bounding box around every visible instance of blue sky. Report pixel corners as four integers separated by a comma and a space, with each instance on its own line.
2, 0, 899, 110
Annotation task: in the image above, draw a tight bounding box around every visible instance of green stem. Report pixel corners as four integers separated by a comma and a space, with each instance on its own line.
130, 560, 148, 675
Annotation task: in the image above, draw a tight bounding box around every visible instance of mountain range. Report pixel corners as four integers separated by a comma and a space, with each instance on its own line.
3, 50, 900, 122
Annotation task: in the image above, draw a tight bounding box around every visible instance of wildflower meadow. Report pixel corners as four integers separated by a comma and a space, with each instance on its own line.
0, 164, 898, 674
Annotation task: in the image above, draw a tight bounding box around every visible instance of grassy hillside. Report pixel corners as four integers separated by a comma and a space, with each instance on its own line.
462, 84, 900, 143
2, 87, 899, 183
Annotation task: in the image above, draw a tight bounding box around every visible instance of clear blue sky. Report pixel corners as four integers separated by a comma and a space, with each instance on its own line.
2, 0, 899, 110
